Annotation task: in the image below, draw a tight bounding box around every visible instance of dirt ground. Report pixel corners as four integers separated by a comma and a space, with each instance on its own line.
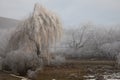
0, 60, 118, 80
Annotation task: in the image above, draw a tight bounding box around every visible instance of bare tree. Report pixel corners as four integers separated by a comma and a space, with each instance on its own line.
68, 24, 92, 50
1, 3, 62, 75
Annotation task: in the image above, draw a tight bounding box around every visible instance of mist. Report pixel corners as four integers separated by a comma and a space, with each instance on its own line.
55, 24, 120, 61
0, 1, 120, 80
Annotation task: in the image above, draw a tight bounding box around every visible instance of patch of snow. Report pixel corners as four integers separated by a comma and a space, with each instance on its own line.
21, 78, 28, 80
84, 75, 95, 78
86, 79, 95, 80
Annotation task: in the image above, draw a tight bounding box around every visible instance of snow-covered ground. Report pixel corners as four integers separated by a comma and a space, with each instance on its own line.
84, 72, 120, 80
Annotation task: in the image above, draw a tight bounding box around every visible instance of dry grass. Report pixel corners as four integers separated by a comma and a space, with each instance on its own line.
0, 60, 116, 80
37, 64, 85, 80
36, 60, 115, 80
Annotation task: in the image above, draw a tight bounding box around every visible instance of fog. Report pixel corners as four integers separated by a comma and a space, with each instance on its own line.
0, 1, 120, 80
54, 24, 120, 62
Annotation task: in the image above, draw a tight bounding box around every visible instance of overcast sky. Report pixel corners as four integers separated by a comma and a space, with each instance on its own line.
0, 0, 120, 26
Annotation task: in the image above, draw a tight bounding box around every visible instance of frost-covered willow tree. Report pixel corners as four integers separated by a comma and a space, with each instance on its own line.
2, 3, 62, 75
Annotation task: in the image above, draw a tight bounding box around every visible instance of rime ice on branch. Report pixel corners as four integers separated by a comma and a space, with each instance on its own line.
2, 3, 62, 75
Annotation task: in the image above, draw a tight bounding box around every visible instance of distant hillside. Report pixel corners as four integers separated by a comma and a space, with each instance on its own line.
0, 17, 19, 29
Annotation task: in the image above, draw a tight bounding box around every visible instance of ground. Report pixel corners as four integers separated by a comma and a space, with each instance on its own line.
0, 60, 119, 80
